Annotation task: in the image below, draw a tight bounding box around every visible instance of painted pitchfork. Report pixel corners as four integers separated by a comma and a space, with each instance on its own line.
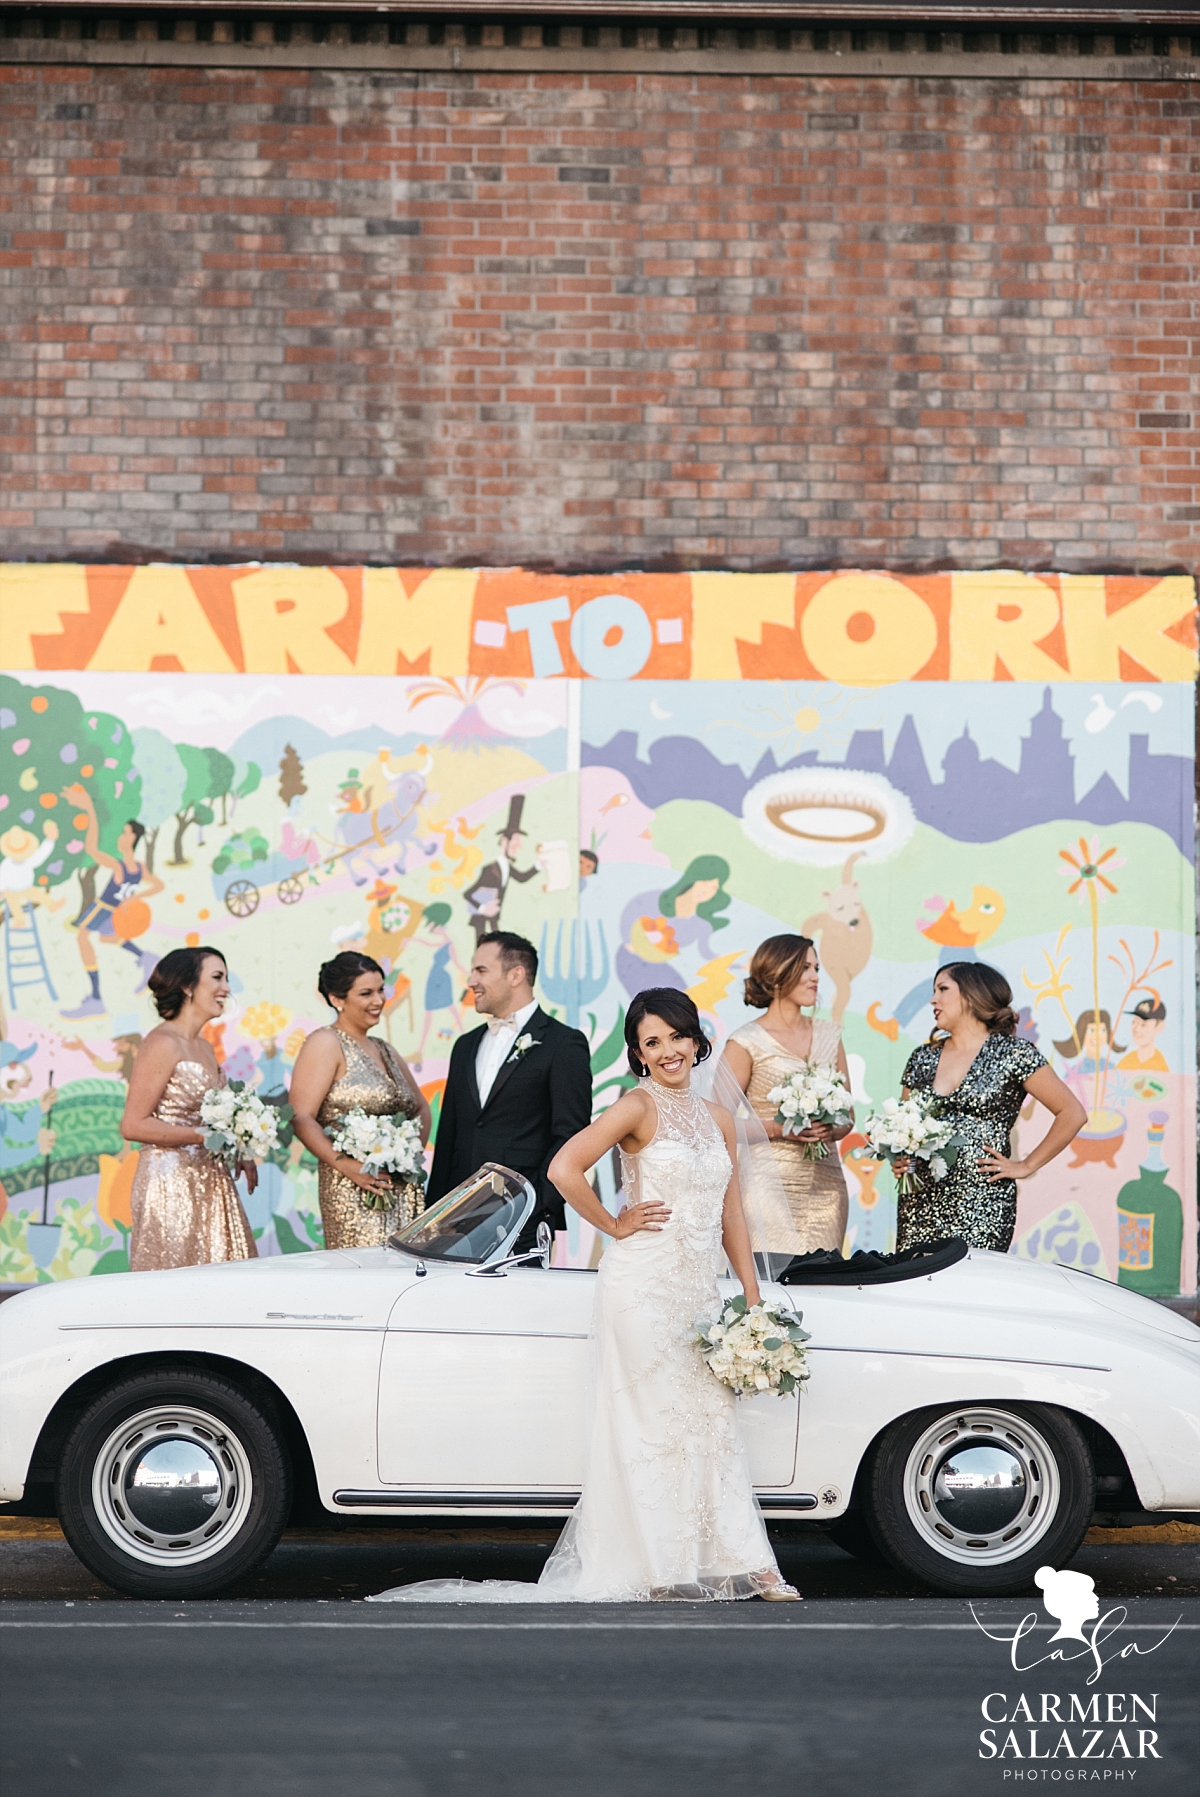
539, 919, 610, 1029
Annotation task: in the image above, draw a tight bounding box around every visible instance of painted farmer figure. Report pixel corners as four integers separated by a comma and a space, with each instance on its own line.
464, 794, 538, 946
429, 932, 591, 1251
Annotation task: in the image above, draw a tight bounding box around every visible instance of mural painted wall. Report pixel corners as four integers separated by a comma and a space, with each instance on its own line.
0, 566, 1195, 1295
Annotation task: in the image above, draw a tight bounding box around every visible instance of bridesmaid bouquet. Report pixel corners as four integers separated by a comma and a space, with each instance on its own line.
695, 1295, 811, 1399
766, 1062, 853, 1160
328, 1108, 426, 1213
863, 1094, 962, 1197
199, 1082, 282, 1170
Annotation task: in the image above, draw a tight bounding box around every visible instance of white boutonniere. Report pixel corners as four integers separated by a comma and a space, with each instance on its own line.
508, 1032, 538, 1063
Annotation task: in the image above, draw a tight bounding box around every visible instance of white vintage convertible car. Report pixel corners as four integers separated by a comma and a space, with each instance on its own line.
1, 1167, 1197, 1599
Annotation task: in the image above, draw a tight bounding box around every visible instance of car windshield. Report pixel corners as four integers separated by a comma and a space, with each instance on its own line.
388, 1164, 534, 1264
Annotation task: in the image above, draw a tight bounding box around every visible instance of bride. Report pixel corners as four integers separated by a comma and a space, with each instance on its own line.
370, 987, 799, 1604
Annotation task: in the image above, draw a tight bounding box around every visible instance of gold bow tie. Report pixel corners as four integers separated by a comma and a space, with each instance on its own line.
484, 1015, 518, 1036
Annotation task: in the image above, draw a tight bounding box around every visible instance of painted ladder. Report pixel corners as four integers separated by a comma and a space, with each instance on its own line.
4, 907, 58, 1009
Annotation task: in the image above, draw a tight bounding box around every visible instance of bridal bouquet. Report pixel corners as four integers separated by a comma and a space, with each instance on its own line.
863, 1094, 962, 1197
695, 1295, 811, 1399
766, 1061, 853, 1160
328, 1109, 426, 1214
200, 1081, 281, 1170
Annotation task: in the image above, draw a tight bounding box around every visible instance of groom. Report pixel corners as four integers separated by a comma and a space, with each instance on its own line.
428, 931, 592, 1248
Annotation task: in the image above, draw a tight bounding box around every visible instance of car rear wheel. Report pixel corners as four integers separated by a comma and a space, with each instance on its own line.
823, 1510, 889, 1566
863, 1402, 1095, 1596
56, 1367, 292, 1598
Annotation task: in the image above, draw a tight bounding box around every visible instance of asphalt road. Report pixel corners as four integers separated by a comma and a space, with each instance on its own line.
3, 1526, 1198, 1797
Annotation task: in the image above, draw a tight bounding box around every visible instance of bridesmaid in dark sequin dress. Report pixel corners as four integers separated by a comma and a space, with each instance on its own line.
897, 962, 1085, 1253
290, 951, 430, 1250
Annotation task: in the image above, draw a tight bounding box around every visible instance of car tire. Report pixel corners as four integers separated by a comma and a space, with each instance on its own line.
824, 1511, 889, 1566
56, 1366, 292, 1598
863, 1401, 1095, 1596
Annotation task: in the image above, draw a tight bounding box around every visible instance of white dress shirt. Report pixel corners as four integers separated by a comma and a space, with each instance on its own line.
475, 998, 539, 1107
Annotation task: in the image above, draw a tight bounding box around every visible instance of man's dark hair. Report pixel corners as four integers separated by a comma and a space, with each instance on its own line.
478, 931, 538, 986
125, 819, 146, 849
580, 848, 599, 871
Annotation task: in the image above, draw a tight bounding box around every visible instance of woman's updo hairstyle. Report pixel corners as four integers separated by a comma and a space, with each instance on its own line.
936, 961, 1018, 1037
624, 988, 712, 1079
317, 950, 384, 1008
148, 946, 225, 1021
743, 933, 814, 1011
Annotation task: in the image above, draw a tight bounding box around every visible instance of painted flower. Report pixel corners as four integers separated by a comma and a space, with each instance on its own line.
240, 1002, 293, 1042
1058, 836, 1124, 905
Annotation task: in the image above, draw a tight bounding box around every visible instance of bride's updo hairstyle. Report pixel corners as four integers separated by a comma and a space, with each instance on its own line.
625, 988, 712, 1078
318, 950, 385, 1007
934, 962, 1018, 1038
148, 946, 225, 1020
743, 934, 814, 1010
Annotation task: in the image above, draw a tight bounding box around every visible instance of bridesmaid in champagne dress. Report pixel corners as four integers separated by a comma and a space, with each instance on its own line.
290, 951, 430, 1250
122, 946, 257, 1272
722, 934, 853, 1256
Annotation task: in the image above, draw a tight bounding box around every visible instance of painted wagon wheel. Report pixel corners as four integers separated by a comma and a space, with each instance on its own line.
224, 879, 260, 918
277, 875, 305, 906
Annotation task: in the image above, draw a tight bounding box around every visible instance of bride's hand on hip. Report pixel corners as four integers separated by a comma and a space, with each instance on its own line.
613, 1200, 671, 1238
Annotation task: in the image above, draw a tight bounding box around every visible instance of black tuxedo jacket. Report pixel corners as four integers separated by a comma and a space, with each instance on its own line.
428, 1007, 592, 1228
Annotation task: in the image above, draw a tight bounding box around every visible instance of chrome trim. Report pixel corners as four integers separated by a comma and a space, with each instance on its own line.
60, 1323, 388, 1333
334, 1489, 581, 1509
55, 1329, 1109, 1368
386, 1326, 588, 1340
332, 1489, 818, 1510
807, 1346, 1112, 1372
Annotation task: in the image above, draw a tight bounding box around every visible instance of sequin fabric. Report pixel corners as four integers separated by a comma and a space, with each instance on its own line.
729, 1018, 849, 1255
129, 1060, 257, 1272
899, 1033, 1047, 1252
317, 1031, 423, 1249
371, 1079, 787, 1604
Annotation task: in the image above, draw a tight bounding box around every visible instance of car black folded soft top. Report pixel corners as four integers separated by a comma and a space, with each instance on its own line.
777, 1238, 969, 1285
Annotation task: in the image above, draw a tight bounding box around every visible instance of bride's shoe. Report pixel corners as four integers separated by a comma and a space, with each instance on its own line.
759, 1581, 801, 1602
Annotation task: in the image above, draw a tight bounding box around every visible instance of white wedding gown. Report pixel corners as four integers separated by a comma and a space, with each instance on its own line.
369, 1081, 786, 1603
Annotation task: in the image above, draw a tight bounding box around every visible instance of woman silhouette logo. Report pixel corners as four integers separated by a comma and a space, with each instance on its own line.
1034, 1566, 1100, 1643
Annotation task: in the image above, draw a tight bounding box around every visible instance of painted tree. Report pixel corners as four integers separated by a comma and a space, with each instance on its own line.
227, 757, 262, 824
202, 746, 235, 831
130, 727, 186, 873
0, 675, 140, 908
168, 744, 217, 867
278, 743, 307, 807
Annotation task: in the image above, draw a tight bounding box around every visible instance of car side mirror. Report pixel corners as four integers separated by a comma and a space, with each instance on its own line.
536, 1219, 553, 1271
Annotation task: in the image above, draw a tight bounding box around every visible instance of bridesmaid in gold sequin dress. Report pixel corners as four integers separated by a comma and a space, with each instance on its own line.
122, 946, 257, 1272
290, 952, 431, 1249
722, 934, 853, 1256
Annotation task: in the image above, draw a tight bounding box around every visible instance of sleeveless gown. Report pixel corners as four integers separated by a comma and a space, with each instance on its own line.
317, 1030, 423, 1249
728, 1018, 849, 1256
370, 1081, 785, 1603
129, 1060, 257, 1272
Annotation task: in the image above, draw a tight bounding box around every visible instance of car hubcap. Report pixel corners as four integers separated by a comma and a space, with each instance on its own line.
92, 1405, 254, 1567
902, 1408, 1061, 1566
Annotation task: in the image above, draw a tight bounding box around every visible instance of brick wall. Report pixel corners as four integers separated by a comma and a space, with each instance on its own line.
2, 63, 1196, 571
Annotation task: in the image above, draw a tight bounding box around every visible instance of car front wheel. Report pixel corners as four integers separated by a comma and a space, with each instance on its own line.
56, 1366, 292, 1598
863, 1402, 1095, 1596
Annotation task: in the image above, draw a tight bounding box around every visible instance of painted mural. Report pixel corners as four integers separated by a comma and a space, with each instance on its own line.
0, 566, 1194, 1295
